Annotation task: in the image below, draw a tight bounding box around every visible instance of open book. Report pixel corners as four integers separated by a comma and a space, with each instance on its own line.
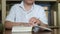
32, 26, 52, 32
12, 26, 52, 33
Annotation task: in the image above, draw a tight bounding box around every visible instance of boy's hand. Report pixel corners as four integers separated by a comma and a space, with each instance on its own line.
29, 17, 41, 26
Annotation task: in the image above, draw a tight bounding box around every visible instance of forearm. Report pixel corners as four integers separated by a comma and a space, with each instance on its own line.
40, 23, 48, 28
5, 21, 29, 29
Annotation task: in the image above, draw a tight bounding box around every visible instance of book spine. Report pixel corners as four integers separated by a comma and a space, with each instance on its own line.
54, 11, 57, 34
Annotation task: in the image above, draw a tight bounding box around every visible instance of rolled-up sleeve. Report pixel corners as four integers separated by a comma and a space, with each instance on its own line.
39, 7, 48, 24
6, 5, 16, 22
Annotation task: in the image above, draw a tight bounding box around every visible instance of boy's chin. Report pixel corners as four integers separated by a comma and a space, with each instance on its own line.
27, 2, 34, 5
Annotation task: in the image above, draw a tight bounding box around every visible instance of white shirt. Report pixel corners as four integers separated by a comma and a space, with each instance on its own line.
6, 1, 48, 24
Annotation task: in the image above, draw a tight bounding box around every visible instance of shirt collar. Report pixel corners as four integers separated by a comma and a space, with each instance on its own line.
19, 1, 24, 8
19, 1, 36, 13
19, 1, 35, 9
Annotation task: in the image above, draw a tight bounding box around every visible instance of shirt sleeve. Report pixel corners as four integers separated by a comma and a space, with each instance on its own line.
38, 7, 48, 24
6, 5, 16, 22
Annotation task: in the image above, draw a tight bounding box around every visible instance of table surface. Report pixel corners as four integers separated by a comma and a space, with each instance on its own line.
5, 30, 52, 34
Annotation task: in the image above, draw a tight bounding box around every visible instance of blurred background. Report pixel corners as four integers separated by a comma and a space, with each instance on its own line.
0, 0, 3, 34
0, 0, 60, 34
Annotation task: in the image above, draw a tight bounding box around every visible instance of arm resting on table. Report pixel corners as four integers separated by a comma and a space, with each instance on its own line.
5, 21, 29, 29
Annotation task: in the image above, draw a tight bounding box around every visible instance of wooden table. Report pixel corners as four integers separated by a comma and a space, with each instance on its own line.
5, 29, 52, 34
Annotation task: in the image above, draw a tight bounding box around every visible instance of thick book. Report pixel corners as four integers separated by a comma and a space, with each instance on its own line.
12, 26, 32, 34
12, 26, 32, 32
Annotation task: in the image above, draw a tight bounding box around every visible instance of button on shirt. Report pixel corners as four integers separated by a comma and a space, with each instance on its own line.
6, 1, 48, 24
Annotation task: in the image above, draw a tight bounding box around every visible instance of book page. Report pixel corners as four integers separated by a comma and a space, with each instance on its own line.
12, 26, 32, 32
